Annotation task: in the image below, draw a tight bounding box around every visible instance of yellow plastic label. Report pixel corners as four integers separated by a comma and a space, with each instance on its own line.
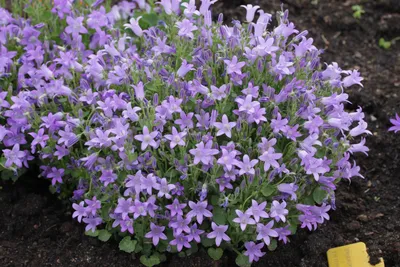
327, 242, 384, 267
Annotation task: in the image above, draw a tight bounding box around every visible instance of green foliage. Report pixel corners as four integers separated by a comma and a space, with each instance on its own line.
98, 229, 112, 242
119, 236, 137, 253
235, 254, 252, 267
352, 5, 365, 19
140, 254, 161, 267
207, 247, 223, 261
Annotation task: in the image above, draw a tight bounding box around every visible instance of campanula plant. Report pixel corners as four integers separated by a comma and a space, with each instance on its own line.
0, 0, 370, 266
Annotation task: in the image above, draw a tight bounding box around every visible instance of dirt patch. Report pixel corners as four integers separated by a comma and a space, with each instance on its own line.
1, 0, 400, 266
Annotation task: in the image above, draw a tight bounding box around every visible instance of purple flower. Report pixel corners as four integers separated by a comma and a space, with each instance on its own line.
187, 223, 204, 243
269, 200, 288, 222
115, 197, 134, 220
241, 4, 260, 23
275, 226, 291, 244
120, 217, 134, 234
154, 178, 175, 199
140, 174, 158, 195
175, 112, 195, 130
29, 128, 49, 153
145, 223, 167, 246
256, 221, 278, 245
232, 209, 256, 231
244, 242, 265, 263
224, 56, 245, 75
235, 95, 260, 114
207, 222, 230, 246
46, 167, 64, 185
166, 198, 187, 217
246, 200, 269, 222
99, 169, 117, 186
124, 17, 143, 36
3, 144, 25, 168
135, 126, 159, 150
170, 215, 191, 235
348, 138, 369, 155
277, 183, 298, 201
83, 216, 102, 233
189, 141, 219, 165
65, 16, 88, 37
72, 201, 87, 222
236, 154, 258, 176
211, 85, 228, 100
177, 59, 194, 77
176, 19, 198, 39
187, 200, 212, 224
165, 127, 186, 149
342, 70, 363, 88
170, 233, 191, 252
349, 120, 371, 137
85, 197, 101, 216
133, 199, 147, 219
270, 112, 288, 134
258, 147, 282, 171
213, 115, 236, 138
217, 149, 239, 171
389, 114, 400, 133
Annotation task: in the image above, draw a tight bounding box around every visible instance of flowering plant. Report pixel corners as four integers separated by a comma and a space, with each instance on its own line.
0, 0, 370, 265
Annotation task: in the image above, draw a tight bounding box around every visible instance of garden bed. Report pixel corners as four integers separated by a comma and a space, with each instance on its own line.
1, 0, 400, 266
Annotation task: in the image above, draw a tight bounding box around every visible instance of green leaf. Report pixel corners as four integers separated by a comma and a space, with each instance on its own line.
185, 242, 198, 256
207, 247, 223, 261
212, 207, 227, 225
85, 230, 99, 237
201, 237, 214, 247
379, 38, 391, 50
98, 229, 111, 242
119, 236, 137, 253
267, 239, 277, 251
235, 254, 251, 267
210, 195, 220, 206
140, 254, 161, 267
313, 187, 327, 204
261, 184, 275, 197
139, 13, 159, 29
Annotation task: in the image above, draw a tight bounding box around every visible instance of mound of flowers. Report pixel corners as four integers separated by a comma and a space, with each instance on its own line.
0, 0, 370, 265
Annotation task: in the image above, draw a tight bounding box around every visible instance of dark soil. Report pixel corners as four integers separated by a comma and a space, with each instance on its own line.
1, 0, 400, 266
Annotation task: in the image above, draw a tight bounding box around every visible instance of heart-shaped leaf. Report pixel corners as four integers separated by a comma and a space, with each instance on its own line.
207, 247, 223, 261
119, 236, 137, 253
98, 229, 111, 242
140, 254, 161, 267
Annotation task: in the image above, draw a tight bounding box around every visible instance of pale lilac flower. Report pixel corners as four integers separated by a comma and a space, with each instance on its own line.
275, 226, 291, 244
65, 16, 88, 36
72, 201, 87, 222
120, 217, 134, 234
342, 70, 363, 88
145, 223, 167, 246
157, 0, 173, 14
154, 178, 176, 199
187, 223, 204, 243
213, 115, 236, 138
3, 144, 26, 168
349, 120, 371, 137
244, 242, 265, 263
348, 138, 369, 155
176, 19, 198, 39
181, 0, 200, 18
170, 215, 191, 235
166, 198, 187, 217
211, 85, 228, 100
124, 16, 143, 36
235, 154, 258, 176
207, 222, 230, 247
99, 169, 117, 186
256, 221, 278, 245
132, 199, 147, 219
140, 174, 158, 195
170, 233, 191, 251
199, 0, 217, 15
187, 200, 212, 224
122, 103, 141, 122
46, 167, 64, 185
177, 59, 194, 77
135, 126, 159, 150
189, 141, 219, 165
224, 56, 246, 75
269, 200, 289, 222
270, 113, 288, 134
165, 127, 186, 149
241, 4, 260, 23
258, 147, 282, 171
133, 82, 145, 100
83, 216, 102, 233
115, 197, 134, 220
175, 112, 195, 130
85, 197, 101, 216
277, 183, 298, 201
235, 95, 259, 114
217, 149, 239, 171
233, 209, 256, 230
389, 114, 400, 133
246, 200, 269, 222
255, 37, 279, 56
